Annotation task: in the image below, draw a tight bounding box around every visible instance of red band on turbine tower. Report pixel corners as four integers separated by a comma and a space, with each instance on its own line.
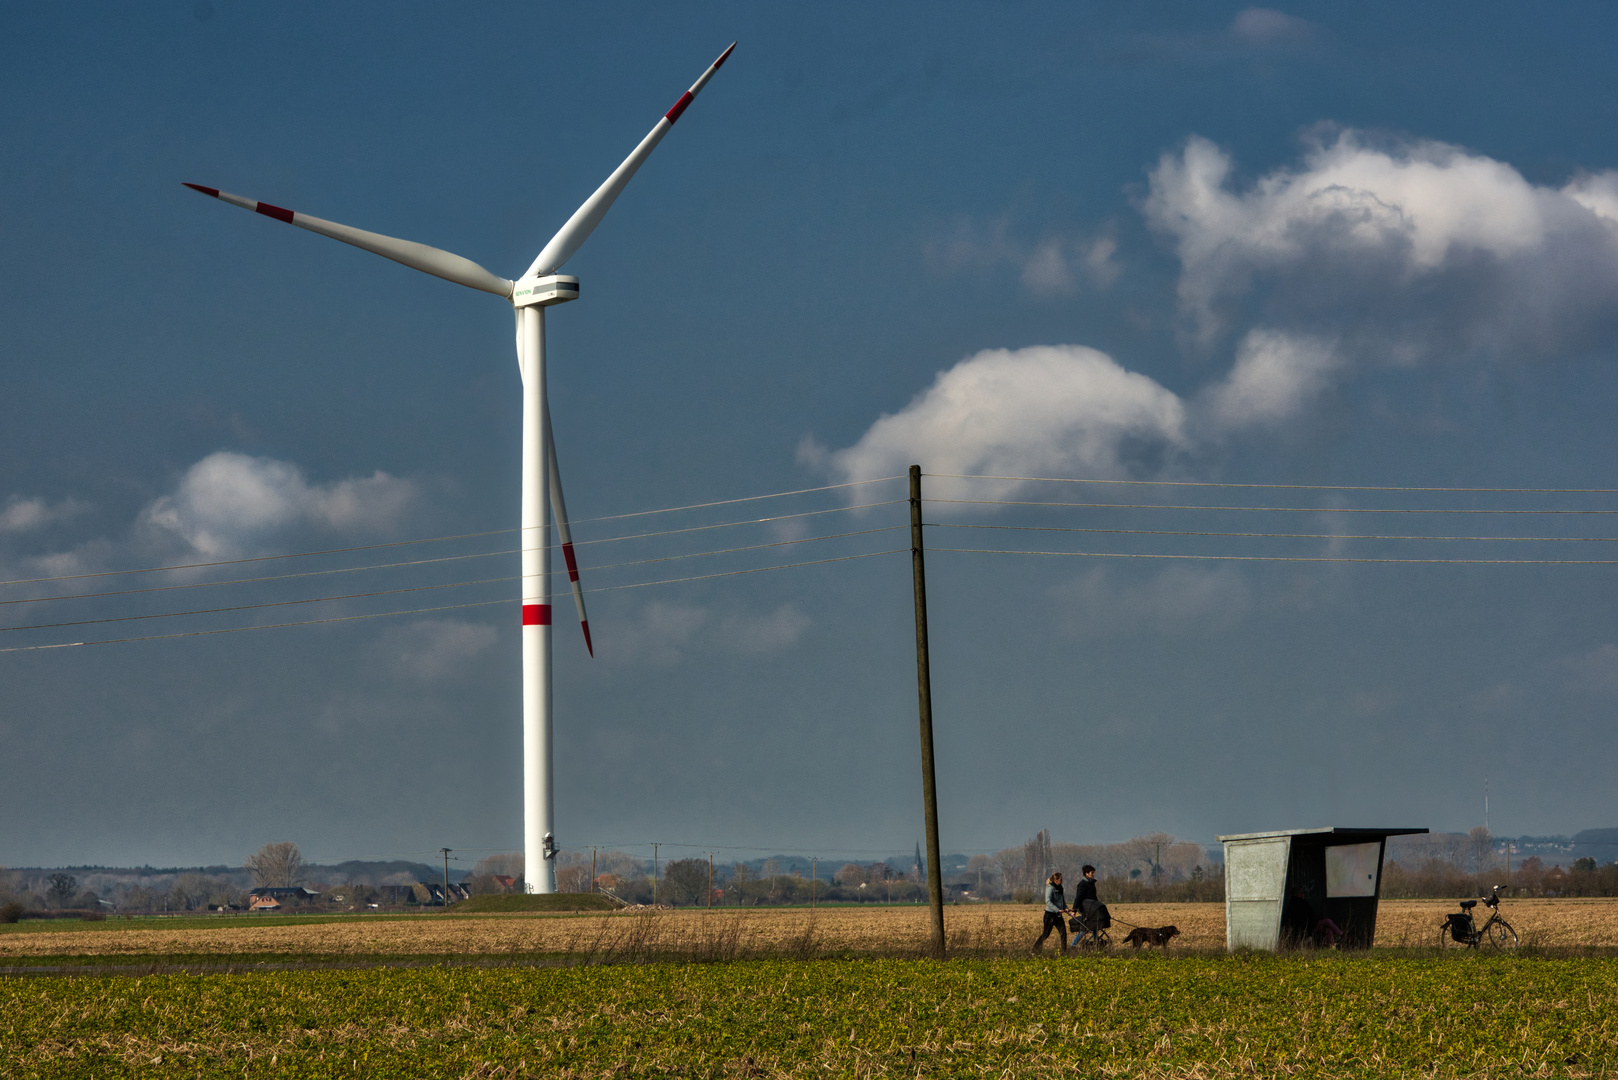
255, 202, 295, 224
665, 91, 693, 123
522, 604, 552, 626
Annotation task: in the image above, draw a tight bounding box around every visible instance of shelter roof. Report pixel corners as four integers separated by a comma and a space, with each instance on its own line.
1217, 827, 1429, 842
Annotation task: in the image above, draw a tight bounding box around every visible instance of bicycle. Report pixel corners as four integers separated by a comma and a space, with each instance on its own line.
1439, 885, 1518, 950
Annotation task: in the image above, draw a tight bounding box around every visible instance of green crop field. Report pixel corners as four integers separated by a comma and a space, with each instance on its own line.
5, 954, 1617, 1078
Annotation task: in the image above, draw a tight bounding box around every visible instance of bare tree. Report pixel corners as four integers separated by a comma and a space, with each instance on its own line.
1469, 826, 1496, 875
472, 852, 524, 879
47, 873, 77, 908
245, 842, 306, 888
663, 859, 709, 906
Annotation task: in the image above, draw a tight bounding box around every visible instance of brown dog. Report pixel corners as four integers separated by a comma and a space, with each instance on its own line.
1122, 925, 1180, 949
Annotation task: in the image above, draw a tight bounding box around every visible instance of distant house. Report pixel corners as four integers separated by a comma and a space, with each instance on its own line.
413, 882, 470, 905
256, 886, 319, 902
375, 882, 469, 906
493, 875, 517, 892
248, 895, 281, 912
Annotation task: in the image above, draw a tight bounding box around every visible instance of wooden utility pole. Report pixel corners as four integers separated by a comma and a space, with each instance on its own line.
708, 852, 714, 909
909, 465, 947, 959
811, 856, 818, 909
591, 848, 597, 894
440, 848, 452, 909
652, 843, 659, 906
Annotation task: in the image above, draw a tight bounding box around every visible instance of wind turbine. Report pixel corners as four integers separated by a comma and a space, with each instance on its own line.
185, 43, 735, 893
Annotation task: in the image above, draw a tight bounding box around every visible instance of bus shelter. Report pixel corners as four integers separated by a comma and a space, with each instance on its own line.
1219, 826, 1427, 951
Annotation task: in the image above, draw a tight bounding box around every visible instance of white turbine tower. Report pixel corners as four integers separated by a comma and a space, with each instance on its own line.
186, 43, 735, 893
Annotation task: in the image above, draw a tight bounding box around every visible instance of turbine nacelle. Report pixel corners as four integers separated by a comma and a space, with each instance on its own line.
513, 274, 580, 309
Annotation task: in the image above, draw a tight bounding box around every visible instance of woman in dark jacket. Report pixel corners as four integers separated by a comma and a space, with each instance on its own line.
1032, 872, 1070, 954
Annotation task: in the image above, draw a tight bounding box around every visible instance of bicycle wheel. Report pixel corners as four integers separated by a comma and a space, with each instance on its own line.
1439, 924, 1464, 950
1488, 918, 1518, 950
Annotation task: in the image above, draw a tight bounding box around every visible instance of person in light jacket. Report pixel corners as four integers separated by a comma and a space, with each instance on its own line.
1032, 872, 1070, 954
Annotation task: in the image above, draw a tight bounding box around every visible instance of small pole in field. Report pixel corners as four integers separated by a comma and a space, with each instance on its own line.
909, 465, 947, 959
591, 848, 597, 894
440, 848, 452, 909
708, 852, 714, 909
652, 843, 659, 906
812, 856, 817, 909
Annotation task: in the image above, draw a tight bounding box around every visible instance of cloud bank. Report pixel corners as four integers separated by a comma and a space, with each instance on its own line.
1145, 128, 1618, 362
138, 452, 418, 558
2, 452, 421, 585
826, 129, 1618, 495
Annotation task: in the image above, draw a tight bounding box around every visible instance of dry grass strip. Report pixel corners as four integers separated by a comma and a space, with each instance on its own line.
3, 898, 1615, 961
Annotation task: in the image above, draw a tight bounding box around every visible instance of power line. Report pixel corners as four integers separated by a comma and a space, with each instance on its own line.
3, 505, 899, 608
0, 575, 513, 634
581, 548, 905, 595
0, 480, 903, 590
932, 547, 1618, 565
0, 597, 511, 653
580, 525, 904, 576
574, 499, 905, 549
567, 475, 903, 524
0, 528, 515, 589
934, 522, 1618, 543
0, 548, 907, 653
2, 527, 904, 634
0, 546, 516, 609
929, 497, 1618, 516
930, 472, 1618, 495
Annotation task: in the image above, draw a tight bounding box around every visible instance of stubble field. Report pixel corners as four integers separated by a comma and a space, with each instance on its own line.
4, 898, 1618, 963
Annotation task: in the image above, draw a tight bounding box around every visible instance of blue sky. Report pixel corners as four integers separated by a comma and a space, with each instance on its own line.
4, 2, 1618, 869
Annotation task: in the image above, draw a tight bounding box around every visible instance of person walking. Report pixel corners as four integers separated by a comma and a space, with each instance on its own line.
1071, 864, 1106, 947
1033, 872, 1070, 954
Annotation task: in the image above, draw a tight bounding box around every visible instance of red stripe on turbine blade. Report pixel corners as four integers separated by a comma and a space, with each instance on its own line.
713, 42, 736, 69
581, 621, 593, 657
255, 201, 295, 224
665, 90, 694, 123
522, 604, 552, 626
182, 183, 220, 198
562, 541, 580, 583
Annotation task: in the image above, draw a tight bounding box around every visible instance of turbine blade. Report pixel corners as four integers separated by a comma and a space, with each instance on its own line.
182, 184, 514, 297
525, 42, 735, 277
545, 409, 593, 656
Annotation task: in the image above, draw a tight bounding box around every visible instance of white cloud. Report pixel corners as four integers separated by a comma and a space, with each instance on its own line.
0, 496, 87, 534
827, 345, 1188, 500
1229, 7, 1316, 46
371, 619, 498, 682
138, 451, 418, 557
821, 129, 1618, 499
928, 219, 1120, 298
1201, 328, 1338, 430
1144, 129, 1618, 359
720, 604, 811, 655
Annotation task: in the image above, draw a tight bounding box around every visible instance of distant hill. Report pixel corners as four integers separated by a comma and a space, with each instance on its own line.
1571, 829, 1618, 865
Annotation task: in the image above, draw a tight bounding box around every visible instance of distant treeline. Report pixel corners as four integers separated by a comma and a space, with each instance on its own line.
1383, 829, 1618, 899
